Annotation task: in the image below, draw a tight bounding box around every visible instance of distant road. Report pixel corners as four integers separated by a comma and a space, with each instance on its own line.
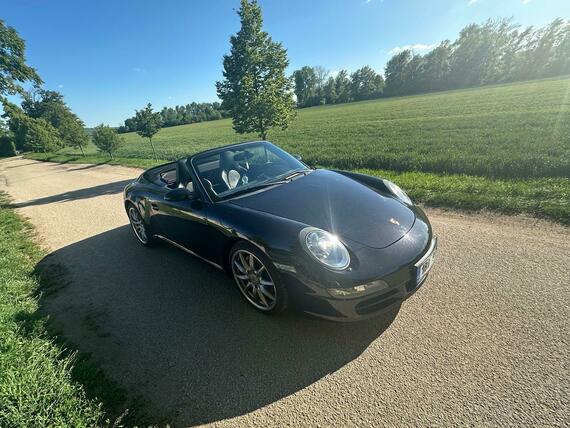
1, 156, 568, 427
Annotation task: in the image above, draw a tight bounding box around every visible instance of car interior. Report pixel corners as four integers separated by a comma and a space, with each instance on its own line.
144, 161, 194, 192
193, 146, 296, 197
143, 143, 303, 200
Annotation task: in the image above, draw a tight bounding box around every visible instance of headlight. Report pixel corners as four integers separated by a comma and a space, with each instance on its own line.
300, 227, 350, 270
383, 179, 412, 205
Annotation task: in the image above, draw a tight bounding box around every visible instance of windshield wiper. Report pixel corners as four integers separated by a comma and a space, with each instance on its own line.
226, 180, 290, 198
284, 169, 310, 180
225, 170, 310, 199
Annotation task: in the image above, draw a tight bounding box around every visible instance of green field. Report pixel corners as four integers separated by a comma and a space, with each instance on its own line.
28, 77, 570, 223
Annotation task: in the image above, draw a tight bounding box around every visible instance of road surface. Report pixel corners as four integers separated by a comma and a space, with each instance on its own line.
1, 156, 568, 427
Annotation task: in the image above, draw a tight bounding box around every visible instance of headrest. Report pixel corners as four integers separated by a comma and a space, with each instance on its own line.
220, 151, 236, 170
177, 159, 192, 187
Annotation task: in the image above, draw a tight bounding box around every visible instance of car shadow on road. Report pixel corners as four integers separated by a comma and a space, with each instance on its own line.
11, 180, 133, 207
36, 225, 398, 426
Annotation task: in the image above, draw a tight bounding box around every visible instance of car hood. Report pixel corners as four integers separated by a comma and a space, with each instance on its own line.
230, 169, 415, 249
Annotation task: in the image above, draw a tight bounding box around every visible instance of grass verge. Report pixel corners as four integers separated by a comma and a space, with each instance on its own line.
23, 153, 570, 224
0, 192, 135, 427
25, 152, 160, 170
359, 169, 569, 224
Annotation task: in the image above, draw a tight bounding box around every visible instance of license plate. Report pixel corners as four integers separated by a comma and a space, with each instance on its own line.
416, 239, 437, 282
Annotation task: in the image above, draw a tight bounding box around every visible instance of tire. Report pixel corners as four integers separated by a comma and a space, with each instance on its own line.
229, 241, 288, 314
126, 203, 158, 247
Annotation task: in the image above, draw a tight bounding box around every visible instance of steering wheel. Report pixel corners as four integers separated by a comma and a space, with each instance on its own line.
256, 163, 289, 181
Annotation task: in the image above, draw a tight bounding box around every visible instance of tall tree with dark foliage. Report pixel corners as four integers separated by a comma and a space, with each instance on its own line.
217, 0, 295, 140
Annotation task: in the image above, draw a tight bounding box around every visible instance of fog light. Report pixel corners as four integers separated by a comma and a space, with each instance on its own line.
328, 280, 388, 298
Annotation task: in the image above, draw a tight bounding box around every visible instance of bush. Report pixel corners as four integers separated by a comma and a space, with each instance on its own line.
0, 135, 16, 157
92, 124, 123, 159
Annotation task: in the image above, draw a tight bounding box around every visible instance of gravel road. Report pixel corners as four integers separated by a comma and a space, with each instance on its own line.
1, 156, 568, 427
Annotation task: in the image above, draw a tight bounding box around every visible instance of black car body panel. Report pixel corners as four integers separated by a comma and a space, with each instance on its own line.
123, 141, 436, 321
229, 169, 415, 249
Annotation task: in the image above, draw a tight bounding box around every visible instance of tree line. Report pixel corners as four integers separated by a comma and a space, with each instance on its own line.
117, 101, 228, 133
384, 18, 570, 97
292, 18, 570, 108
293, 66, 385, 108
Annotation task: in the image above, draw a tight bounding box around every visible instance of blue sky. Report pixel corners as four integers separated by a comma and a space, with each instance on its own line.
2, 0, 569, 127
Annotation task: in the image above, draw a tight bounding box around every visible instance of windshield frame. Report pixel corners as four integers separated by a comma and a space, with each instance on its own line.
189, 141, 310, 202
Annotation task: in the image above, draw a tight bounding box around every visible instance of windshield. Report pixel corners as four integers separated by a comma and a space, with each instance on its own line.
191, 142, 309, 200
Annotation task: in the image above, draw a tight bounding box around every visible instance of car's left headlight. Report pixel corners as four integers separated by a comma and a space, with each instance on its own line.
300, 227, 350, 270
383, 179, 412, 205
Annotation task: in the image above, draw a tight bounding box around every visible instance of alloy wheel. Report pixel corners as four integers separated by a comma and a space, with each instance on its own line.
128, 206, 149, 244
231, 250, 277, 311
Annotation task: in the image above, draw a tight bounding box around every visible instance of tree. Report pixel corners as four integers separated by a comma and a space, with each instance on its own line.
313, 66, 330, 105
323, 77, 337, 104
384, 50, 412, 96
0, 19, 42, 96
25, 118, 62, 155
1, 100, 28, 150
21, 89, 66, 123
350, 66, 384, 100
0, 134, 16, 157
421, 41, 452, 91
59, 116, 89, 156
216, 0, 295, 140
92, 124, 123, 159
134, 103, 162, 160
333, 70, 352, 104
21, 89, 89, 155
122, 117, 138, 133
401, 55, 425, 94
293, 66, 318, 107
0, 118, 16, 156
2, 99, 63, 155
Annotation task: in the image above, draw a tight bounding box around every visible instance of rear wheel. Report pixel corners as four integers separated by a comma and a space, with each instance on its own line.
127, 203, 157, 247
230, 241, 287, 314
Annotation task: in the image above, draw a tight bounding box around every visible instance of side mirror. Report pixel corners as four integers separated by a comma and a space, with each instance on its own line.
165, 187, 196, 202
293, 154, 302, 161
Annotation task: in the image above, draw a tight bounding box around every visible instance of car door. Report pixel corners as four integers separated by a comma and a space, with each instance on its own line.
152, 176, 227, 266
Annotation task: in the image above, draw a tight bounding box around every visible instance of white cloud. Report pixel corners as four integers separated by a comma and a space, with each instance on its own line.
57, 84, 64, 88
468, 0, 478, 5
133, 67, 146, 73
522, 0, 532, 4
389, 43, 436, 54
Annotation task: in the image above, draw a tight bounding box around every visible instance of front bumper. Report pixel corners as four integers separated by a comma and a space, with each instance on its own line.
282, 236, 437, 322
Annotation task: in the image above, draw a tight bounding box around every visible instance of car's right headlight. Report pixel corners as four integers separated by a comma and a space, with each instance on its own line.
300, 227, 350, 270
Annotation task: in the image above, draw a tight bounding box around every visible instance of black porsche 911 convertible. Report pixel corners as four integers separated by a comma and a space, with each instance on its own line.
123, 141, 437, 321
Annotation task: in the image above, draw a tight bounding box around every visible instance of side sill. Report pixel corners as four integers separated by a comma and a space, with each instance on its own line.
154, 234, 224, 270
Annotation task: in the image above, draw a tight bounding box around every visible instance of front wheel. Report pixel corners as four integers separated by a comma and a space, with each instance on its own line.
127, 203, 157, 247
230, 242, 288, 314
